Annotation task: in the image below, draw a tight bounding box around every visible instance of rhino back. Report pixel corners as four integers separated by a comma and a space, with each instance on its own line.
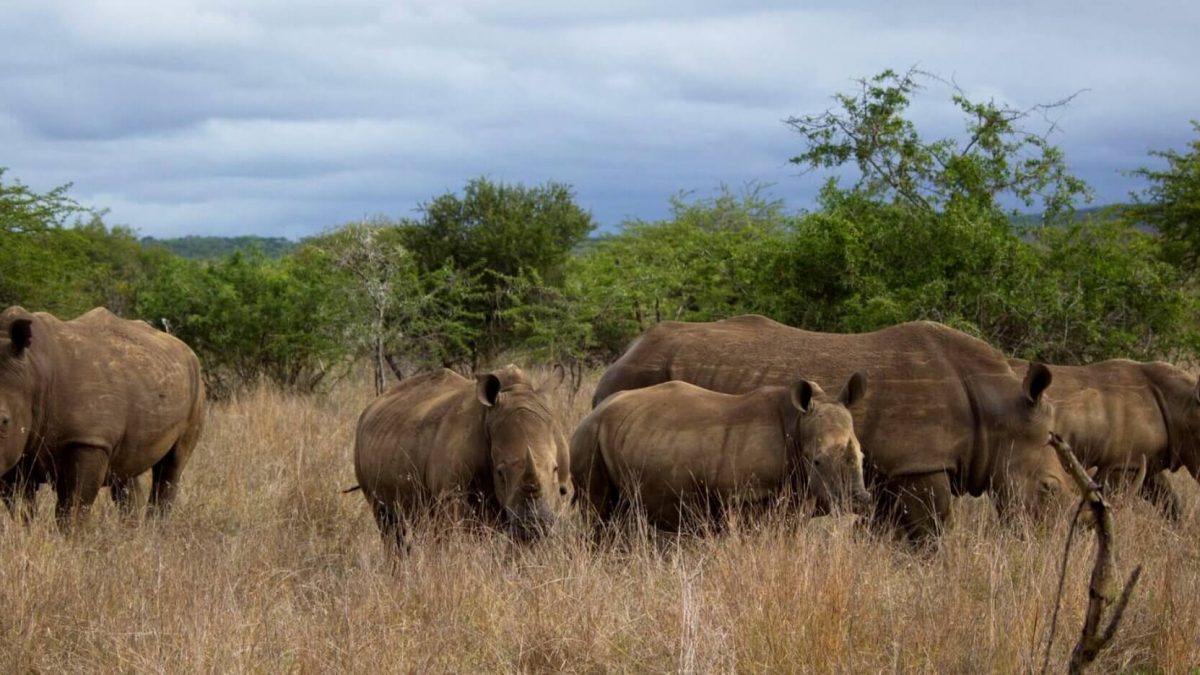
597, 316, 1018, 480
1035, 360, 1170, 470
354, 369, 488, 507
34, 309, 204, 477
594, 382, 792, 508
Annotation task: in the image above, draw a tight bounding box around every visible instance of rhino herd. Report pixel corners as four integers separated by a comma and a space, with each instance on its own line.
2, 307, 1197, 548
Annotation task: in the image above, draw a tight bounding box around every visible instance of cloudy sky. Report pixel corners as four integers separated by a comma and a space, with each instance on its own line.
2, 1, 1197, 239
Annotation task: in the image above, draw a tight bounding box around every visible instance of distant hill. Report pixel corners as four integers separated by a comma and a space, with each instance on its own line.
141, 235, 297, 260
1010, 204, 1120, 227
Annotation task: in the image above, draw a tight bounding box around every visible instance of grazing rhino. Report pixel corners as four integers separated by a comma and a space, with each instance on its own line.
353, 366, 571, 552
1010, 357, 1200, 520
0, 306, 206, 526
593, 315, 1077, 540
571, 374, 868, 530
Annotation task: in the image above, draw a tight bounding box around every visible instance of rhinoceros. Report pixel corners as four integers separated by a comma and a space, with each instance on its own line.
1010, 357, 1199, 520
353, 366, 571, 552
572, 374, 868, 530
592, 315, 1076, 540
0, 306, 206, 526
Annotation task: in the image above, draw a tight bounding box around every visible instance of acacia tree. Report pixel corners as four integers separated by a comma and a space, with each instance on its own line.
785, 68, 1090, 222
774, 68, 1197, 361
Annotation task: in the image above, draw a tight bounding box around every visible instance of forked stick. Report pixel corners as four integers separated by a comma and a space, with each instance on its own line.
1044, 433, 1143, 674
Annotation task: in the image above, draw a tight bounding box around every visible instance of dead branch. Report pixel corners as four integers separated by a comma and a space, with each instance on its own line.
1044, 433, 1143, 674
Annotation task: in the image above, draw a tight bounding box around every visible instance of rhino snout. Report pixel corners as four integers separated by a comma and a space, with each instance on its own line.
506, 499, 558, 541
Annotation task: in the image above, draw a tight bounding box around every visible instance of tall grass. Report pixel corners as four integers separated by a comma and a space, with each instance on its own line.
0, 368, 1197, 672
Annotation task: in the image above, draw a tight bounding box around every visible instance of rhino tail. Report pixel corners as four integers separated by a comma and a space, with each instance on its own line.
342, 485, 362, 494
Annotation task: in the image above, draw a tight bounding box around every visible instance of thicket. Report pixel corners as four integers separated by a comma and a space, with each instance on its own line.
2, 70, 1197, 392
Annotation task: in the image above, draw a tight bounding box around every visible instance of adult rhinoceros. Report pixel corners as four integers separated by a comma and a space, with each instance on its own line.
353, 366, 571, 552
572, 374, 868, 530
592, 315, 1076, 540
1010, 357, 1199, 520
0, 306, 206, 527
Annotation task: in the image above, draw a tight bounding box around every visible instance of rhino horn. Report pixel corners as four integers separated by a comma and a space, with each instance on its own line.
521, 446, 540, 494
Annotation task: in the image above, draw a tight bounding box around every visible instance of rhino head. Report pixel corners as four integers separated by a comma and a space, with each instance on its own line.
790, 372, 871, 515
990, 363, 1079, 519
0, 308, 36, 475
477, 367, 570, 541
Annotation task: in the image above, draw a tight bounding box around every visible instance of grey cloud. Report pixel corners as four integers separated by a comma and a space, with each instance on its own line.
0, 1, 1196, 237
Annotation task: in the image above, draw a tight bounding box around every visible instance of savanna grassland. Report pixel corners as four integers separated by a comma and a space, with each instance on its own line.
1, 368, 1197, 673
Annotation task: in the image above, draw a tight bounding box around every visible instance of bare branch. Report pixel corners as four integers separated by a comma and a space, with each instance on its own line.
1044, 433, 1143, 674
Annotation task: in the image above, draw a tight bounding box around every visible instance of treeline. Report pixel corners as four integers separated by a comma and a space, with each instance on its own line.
140, 235, 297, 260
3, 70, 1198, 395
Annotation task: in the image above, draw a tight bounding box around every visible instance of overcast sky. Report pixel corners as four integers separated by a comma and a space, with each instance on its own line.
1, 1, 1197, 239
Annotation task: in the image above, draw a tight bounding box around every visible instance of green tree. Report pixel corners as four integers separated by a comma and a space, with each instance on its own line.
1123, 121, 1200, 271
775, 68, 1195, 362
562, 186, 794, 359
398, 177, 595, 363
1, 169, 161, 317
304, 220, 484, 388
135, 251, 354, 395
786, 68, 1091, 223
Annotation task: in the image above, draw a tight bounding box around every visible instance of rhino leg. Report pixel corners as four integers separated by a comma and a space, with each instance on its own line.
371, 502, 411, 557
1139, 471, 1182, 522
53, 445, 110, 531
109, 474, 145, 524
148, 443, 188, 517
873, 471, 952, 544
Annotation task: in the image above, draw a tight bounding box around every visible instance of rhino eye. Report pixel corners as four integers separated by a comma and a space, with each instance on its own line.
559, 486, 568, 496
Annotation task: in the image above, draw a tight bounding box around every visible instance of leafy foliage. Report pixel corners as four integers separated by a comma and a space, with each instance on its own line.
135, 251, 352, 395
397, 177, 596, 364
140, 235, 297, 260
561, 186, 793, 359
772, 69, 1194, 362
1, 169, 167, 317
786, 68, 1091, 222
1123, 121, 1200, 272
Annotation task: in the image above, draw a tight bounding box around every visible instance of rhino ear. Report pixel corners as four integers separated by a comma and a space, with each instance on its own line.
1023, 362, 1052, 405
791, 380, 815, 414
476, 373, 502, 408
9, 319, 32, 356
839, 371, 867, 407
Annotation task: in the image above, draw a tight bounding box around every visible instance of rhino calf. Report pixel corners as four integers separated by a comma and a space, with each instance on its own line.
353, 366, 572, 553
571, 373, 868, 530
0, 306, 206, 528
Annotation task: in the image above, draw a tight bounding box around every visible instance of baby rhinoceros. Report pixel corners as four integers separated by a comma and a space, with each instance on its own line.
571, 373, 868, 531
353, 366, 571, 553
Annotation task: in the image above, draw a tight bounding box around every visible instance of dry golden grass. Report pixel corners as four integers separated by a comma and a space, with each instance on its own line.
1, 367, 1198, 673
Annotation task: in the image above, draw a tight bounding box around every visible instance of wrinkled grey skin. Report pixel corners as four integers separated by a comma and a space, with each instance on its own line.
0, 306, 206, 528
592, 315, 1078, 542
572, 373, 869, 531
1011, 357, 1200, 520
353, 366, 571, 552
